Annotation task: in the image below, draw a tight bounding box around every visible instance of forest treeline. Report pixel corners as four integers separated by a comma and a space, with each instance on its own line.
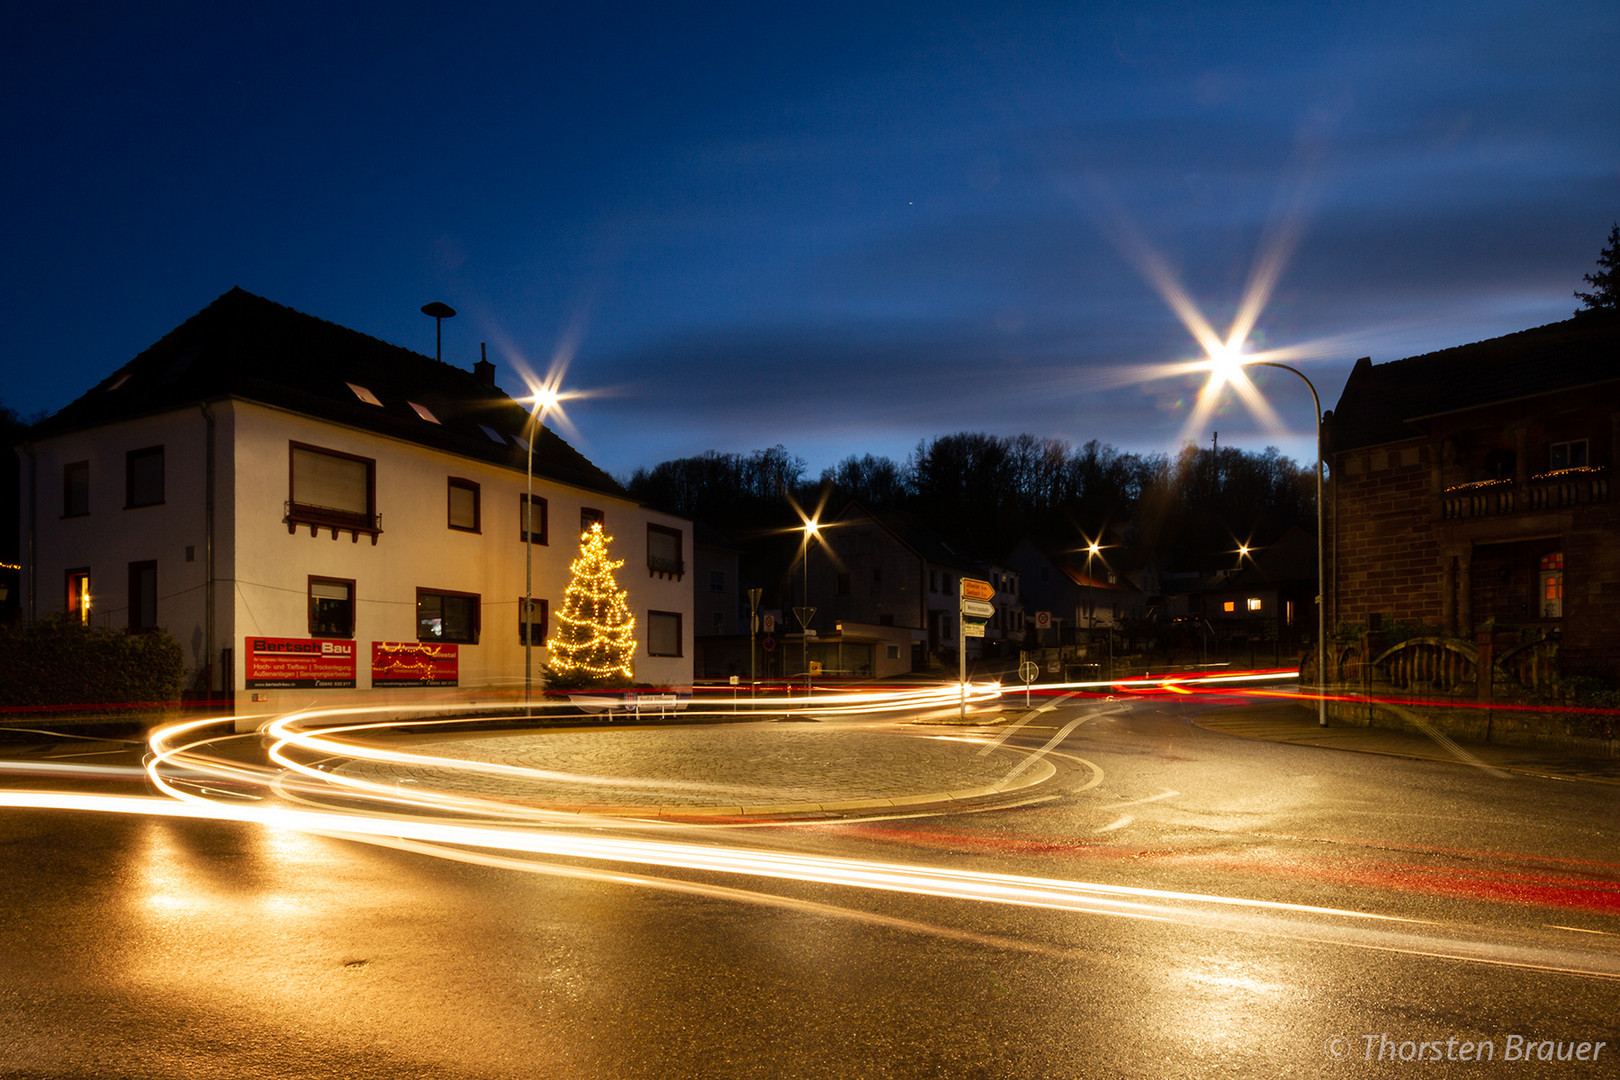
626, 433, 1315, 561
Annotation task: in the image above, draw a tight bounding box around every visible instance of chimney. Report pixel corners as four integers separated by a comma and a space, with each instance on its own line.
473, 342, 496, 389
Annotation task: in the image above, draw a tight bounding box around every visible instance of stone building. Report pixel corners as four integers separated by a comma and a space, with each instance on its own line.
1326, 313, 1620, 679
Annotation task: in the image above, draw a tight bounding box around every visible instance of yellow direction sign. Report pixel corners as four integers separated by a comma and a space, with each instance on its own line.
959, 577, 994, 601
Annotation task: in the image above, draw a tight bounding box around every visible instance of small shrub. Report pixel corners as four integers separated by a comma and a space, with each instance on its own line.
0, 615, 184, 710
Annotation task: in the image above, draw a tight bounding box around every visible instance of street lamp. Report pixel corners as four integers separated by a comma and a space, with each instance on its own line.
520, 387, 561, 709
1238, 360, 1328, 728
800, 518, 819, 694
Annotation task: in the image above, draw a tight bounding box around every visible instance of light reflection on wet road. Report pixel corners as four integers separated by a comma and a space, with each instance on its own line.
1, 678, 1617, 1078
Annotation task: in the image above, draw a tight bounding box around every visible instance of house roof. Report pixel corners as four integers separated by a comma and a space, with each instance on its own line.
31, 287, 625, 498
835, 502, 983, 575
1328, 312, 1620, 454
1221, 526, 1318, 591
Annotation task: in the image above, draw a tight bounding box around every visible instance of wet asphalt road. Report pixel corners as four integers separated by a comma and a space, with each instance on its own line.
2, 696, 1617, 1079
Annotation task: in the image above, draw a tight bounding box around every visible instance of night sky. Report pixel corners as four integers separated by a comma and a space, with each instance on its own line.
5, 2, 1616, 479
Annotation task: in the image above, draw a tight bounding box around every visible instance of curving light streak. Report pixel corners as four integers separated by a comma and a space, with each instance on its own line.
11, 671, 1616, 980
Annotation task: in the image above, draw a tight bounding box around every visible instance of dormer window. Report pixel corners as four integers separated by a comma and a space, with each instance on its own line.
408, 401, 440, 424
347, 383, 383, 406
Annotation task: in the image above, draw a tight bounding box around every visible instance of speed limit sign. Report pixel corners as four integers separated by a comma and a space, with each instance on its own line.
1034, 611, 1051, 629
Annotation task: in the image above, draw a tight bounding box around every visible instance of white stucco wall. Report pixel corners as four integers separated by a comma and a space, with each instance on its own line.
19, 400, 693, 715
227, 402, 693, 708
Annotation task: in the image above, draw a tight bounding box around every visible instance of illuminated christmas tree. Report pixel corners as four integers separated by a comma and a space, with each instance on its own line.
545, 523, 637, 688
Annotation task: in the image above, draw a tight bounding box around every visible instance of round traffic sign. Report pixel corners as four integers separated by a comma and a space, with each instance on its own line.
1019, 661, 1039, 683
762, 637, 777, 652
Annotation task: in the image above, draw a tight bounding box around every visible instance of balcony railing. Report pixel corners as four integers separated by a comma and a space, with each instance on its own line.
648, 553, 685, 579
1441, 466, 1609, 520
285, 500, 383, 544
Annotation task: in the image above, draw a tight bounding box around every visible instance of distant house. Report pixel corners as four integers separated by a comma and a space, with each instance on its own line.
1326, 313, 1620, 677
1006, 539, 1143, 645
16, 288, 694, 711
1199, 526, 1318, 665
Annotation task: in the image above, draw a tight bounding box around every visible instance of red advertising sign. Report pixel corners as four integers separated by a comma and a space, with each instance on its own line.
371, 642, 459, 687
244, 637, 357, 689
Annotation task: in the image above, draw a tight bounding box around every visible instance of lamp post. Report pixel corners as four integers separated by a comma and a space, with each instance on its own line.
521, 389, 560, 709
1244, 360, 1328, 727
800, 519, 818, 694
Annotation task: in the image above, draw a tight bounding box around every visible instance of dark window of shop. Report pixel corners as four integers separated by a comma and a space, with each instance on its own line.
418, 589, 480, 644
309, 577, 355, 638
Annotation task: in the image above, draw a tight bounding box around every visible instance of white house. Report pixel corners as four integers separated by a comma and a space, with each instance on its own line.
17, 288, 694, 717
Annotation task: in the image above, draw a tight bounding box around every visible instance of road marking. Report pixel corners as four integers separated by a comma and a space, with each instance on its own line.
1100, 789, 1179, 811
1096, 814, 1134, 833
996, 714, 1094, 787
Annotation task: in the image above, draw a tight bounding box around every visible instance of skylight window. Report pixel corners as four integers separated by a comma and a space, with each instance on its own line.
479, 424, 506, 445
408, 401, 441, 424
513, 435, 531, 452
104, 372, 132, 391
347, 383, 383, 406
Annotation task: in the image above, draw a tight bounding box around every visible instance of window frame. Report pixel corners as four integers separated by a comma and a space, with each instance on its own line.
447, 477, 481, 533
580, 507, 605, 534
66, 568, 91, 626
518, 596, 549, 646
520, 494, 548, 545
416, 588, 481, 645
63, 460, 90, 518
128, 560, 157, 632
1549, 439, 1590, 470
287, 441, 380, 540
647, 609, 683, 657
125, 445, 165, 509
647, 523, 684, 578
308, 575, 357, 639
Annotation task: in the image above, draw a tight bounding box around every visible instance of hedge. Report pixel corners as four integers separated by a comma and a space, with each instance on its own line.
0, 616, 184, 710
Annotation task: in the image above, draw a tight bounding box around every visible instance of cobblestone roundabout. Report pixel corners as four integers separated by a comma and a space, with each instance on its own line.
333, 720, 1049, 813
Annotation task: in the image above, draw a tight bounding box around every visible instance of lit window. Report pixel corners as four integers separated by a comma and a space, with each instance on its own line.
648, 610, 682, 656
408, 401, 440, 424
1247, 598, 1263, 612
1223, 601, 1236, 613
1540, 552, 1564, 619
448, 478, 480, 532
417, 589, 479, 644
66, 569, 91, 625
309, 578, 355, 638
126, 446, 164, 508
347, 383, 383, 406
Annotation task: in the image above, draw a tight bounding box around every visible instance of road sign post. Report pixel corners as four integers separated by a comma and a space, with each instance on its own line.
958, 577, 993, 722
1019, 655, 1039, 706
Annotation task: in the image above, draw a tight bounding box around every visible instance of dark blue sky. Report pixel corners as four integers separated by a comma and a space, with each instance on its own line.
6, 2, 1616, 478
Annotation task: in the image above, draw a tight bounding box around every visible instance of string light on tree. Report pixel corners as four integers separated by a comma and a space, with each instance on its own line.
546, 523, 637, 686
